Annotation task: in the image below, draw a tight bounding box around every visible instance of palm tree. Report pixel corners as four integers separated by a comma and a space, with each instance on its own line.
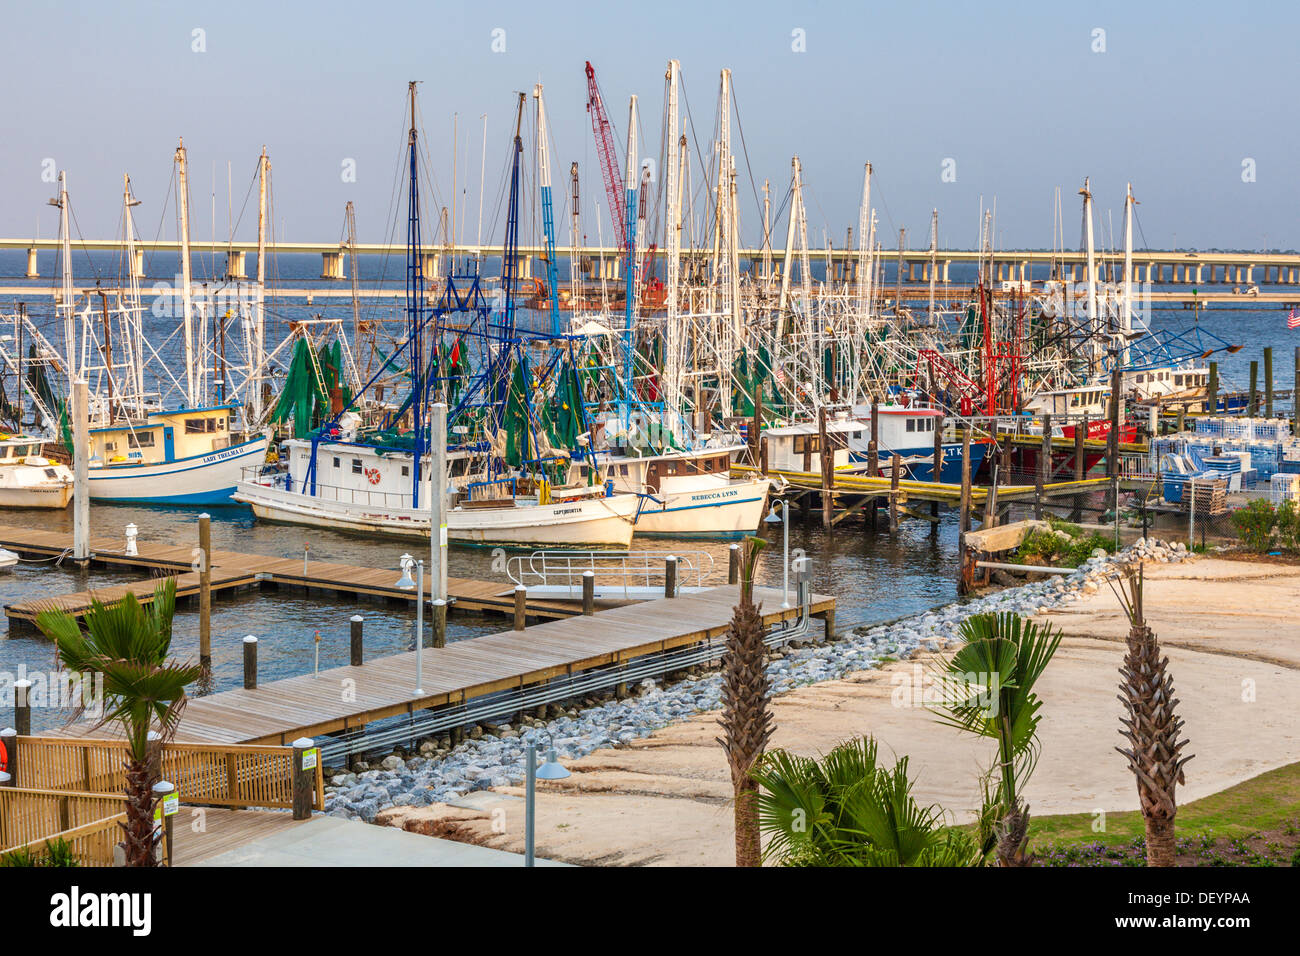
36, 579, 200, 867
717, 535, 773, 867
751, 735, 982, 866
1109, 565, 1193, 867
932, 611, 1062, 866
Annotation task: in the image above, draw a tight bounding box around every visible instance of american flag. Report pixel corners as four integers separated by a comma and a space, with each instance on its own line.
1289, 308, 1300, 330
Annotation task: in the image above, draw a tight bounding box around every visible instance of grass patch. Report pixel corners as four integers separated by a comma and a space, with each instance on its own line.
1028, 761, 1300, 866
1014, 527, 1111, 569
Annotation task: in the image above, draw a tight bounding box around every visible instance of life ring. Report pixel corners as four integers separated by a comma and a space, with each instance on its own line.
365, 467, 381, 485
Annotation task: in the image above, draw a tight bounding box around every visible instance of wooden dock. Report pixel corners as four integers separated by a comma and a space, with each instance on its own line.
46, 584, 831, 747
0, 524, 630, 626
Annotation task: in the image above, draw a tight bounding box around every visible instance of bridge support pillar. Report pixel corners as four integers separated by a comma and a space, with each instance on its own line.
321, 251, 345, 280
422, 253, 441, 280
131, 249, 145, 278
942, 260, 951, 282
1244, 264, 1255, 285
25, 247, 38, 278
225, 250, 247, 280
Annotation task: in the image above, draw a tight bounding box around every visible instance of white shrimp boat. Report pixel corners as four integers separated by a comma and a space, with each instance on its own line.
0, 435, 73, 508
600, 446, 769, 537
234, 438, 639, 547
86, 404, 270, 505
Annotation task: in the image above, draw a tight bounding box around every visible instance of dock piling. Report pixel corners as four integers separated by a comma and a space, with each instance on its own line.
198, 513, 212, 668
959, 427, 972, 535
889, 455, 900, 532
1249, 360, 1259, 416
291, 737, 315, 820
513, 585, 527, 631
13, 680, 31, 735
1036, 415, 1051, 518
431, 599, 447, 648
665, 556, 678, 598
243, 636, 258, 690
582, 571, 595, 615
349, 615, 364, 665
1264, 347, 1274, 418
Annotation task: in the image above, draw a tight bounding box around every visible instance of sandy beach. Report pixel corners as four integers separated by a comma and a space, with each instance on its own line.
378, 556, 1300, 866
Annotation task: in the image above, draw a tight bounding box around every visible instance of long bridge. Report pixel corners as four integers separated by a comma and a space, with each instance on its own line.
3, 237, 1300, 289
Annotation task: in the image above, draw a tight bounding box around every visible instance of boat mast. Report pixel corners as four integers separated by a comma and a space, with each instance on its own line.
621, 94, 638, 423
405, 81, 427, 508
175, 140, 197, 407
532, 83, 563, 336
663, 58, 684, 445
569, 162, 582, 310
1122, 182, 1136, 365
1080, 177, 1099, 367
855, 163, 871, 320
122, 174, 145, 413
253, 146, 269, 422
48, 172, 76, 385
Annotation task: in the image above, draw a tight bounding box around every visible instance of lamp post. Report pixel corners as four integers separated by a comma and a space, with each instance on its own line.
525, 731, 570, 867
764, 498, 790, 607
396, 554, 424, 695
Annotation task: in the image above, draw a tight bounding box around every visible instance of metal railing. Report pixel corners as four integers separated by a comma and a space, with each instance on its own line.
317, 561, 814, 763
505, 549, 715, 599
239, 464, 417, 511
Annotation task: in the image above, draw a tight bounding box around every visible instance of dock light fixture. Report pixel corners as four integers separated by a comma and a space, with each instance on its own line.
396, 553, 416, 590
765, 498, 791, 607
525, 730, 569, 868
413, 559, 425, 696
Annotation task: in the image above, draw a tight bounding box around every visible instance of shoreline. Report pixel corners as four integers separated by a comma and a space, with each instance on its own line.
325, 537, 1300, 867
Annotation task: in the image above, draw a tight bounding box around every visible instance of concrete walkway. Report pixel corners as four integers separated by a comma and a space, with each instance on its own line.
191, 814, 567, 866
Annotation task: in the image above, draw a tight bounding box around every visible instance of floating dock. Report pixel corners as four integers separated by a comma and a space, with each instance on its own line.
0, 524, 630, 627
43, 584, 831, 747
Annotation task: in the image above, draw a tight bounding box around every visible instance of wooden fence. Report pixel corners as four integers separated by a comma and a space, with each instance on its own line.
8, 736, 323, 810
0, 787, 126, 851
1, 812, 126, 866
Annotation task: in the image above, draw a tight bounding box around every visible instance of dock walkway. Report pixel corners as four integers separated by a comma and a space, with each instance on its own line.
45, 584, 830, 748
0, 524, 628, 625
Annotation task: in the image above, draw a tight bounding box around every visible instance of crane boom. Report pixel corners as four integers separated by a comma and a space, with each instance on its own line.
584, 60, 627, 252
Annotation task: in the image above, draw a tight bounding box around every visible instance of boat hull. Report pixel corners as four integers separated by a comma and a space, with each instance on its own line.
88, 435, 271, 505
849, 441, 989, 483
632, 477, 770, 538
0, 483, 73, 509
234, 480, 639, 547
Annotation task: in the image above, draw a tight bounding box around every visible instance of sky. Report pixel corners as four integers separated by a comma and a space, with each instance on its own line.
1, 0, 1296, 252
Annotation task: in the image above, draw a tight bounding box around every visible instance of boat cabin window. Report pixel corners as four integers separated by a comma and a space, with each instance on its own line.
619, 465, 629, 476
185, 417, 225, 434
105, 441, 116, 452
906, 419, 916, 432
128, 431, 155, 448
333, 457, 340, 468
44, 468, 58, 479
351, 459, 362, 475
792, 435, 821, 454
401, 465, 409, 477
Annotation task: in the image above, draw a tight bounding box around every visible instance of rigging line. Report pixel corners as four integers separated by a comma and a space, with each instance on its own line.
676, 67, 717, 245
726, 81, 766, 242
